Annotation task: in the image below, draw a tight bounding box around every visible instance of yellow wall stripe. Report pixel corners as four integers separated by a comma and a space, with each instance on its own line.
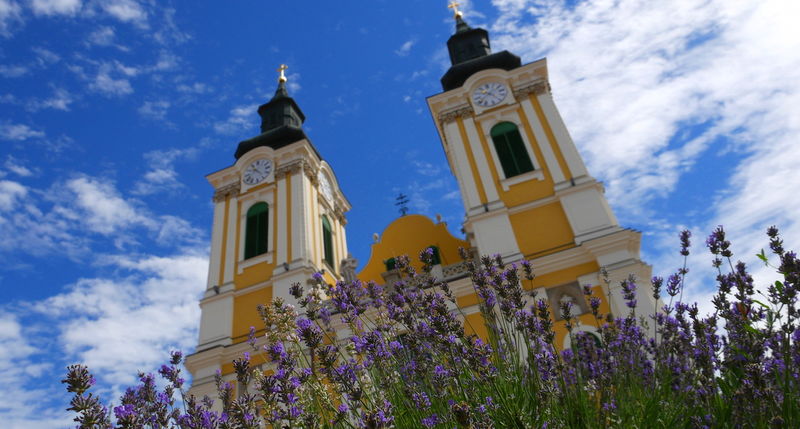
516, 106, 554, 183
529, 94, 572, 180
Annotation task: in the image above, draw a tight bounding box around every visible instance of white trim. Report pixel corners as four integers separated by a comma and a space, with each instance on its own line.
290, 171, 305, 262
277, 176, 288, 266
207, 200, 226, 288
462, 117, 500, 202
237, 190, 275, 270
536, 93, 589, 178
222, 199, 237, 284
443, 120, 481, 209
499, 169, 545, 191
520, 97, 565, 183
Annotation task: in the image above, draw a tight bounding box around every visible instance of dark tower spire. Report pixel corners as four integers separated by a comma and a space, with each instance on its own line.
235, 64, 314, 159
440, 3, 522, 91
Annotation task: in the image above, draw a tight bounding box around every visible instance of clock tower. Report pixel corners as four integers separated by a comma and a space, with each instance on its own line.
185, 67, 351, 399
427, 7, 657, 319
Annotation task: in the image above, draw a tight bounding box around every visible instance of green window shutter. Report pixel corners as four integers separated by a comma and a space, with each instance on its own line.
384, 257, 396, 271
491, 122, 534, 178
322, 215, 334, 269
245, 203, 269, 259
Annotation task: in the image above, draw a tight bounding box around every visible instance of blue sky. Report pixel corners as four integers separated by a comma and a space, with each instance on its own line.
1, 0, 798, 427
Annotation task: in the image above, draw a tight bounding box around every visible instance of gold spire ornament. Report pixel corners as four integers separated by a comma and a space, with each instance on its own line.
448, 1, 463, 19
277, 64, 288, 83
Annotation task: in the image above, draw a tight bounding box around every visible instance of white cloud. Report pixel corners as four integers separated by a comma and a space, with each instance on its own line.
132, 147, 196, 196
37, 252, 207, 386
0, 64, 28, 77
87, 25, 115, 45
137, 99, 170, 121
3, 157, 33, 177
27, 87, 73, 111
485, 0, 800, 308
214, 103, 258, 135
66, 176, 153, 235
395, 39, 416, 57
0, 180, 27, 211
101, 0, 146, 26
31, 46, 60, 65
30, 0, 81, 16
0, 1, 22, 36
0, 312, 72, 429
89, 62, 133, 96
0, 123, 44, 141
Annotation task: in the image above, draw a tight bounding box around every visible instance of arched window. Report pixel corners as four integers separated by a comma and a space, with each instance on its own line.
384, 257, 397, 272
322, 215, 334, 269
244, 202, 268, 259
490, 122, 534, 178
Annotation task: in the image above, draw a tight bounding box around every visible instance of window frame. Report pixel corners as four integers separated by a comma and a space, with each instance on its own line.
244, 202, 269, 260
321, 214, 335, 271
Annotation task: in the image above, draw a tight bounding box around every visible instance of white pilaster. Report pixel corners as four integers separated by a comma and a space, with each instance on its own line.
207, 199, 226, 288
276, 176, 288, 266
443, 120, 481, 210
462, 117, 500, 203
290, 171, 305, 262
537, 93, 589, 178
520, 98, 566, 183
222, 199, 237, 284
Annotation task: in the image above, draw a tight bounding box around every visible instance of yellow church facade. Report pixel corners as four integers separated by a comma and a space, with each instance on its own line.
185, 8, 656, 399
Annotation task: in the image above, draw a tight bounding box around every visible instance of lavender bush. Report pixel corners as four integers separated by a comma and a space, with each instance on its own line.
64, 226, 799, 428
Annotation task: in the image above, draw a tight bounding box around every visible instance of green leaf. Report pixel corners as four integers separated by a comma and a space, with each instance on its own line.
752, 299, 770, 309
757, 249, 768, 263
775, 280, 784, 293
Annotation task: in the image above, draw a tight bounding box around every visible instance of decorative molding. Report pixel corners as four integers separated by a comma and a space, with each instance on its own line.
512, 80, 549, 99
275, 159, 317, 182
438, 105, 474, 125
212, 183, 240, 202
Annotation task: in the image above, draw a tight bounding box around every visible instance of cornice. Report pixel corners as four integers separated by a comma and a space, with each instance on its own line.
212, 182, 240, 203
512, 79, 549, 99
438, 105, 474, 125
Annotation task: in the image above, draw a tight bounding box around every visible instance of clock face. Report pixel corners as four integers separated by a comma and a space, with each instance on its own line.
319, 172, 333, 202
472, 82, 508, 108
243, 159, 273, 185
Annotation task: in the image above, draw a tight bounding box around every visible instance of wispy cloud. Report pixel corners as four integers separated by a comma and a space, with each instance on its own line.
30, 0, 81, 16
88, 62, 134, 96
0, 123, 44, 141
27, 87, 74, 111
0, 0, 22, 36
132, 147, 196, 196
214, 103, 258, 135
0, 64, 28, 77
137, 99, 170, 121
487, 0, 800, 306
395, 38, 416, 57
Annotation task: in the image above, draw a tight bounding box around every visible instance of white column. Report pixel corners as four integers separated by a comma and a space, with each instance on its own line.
206, 199, 226, 289
222, 199, 237, 284
291, 171, 306, 263
520, 98, 566, 183
537, 93, 589, 177
443, 120, 481, 211
462, 117, 500, 203
276, 176, 288, 266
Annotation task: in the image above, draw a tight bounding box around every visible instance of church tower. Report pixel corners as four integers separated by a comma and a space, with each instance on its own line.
186, 67, 351, 399
427, 5, 656, 323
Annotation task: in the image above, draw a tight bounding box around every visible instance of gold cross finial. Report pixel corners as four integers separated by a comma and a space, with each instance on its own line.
277, 64, 288, 83
448, 1, 463, 19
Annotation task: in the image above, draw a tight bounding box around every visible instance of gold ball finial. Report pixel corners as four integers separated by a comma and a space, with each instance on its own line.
448, 1, 463, 19
277, 64, 288, 83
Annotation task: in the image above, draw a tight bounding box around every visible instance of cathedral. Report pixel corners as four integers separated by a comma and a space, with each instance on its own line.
185, 5, 656, 399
